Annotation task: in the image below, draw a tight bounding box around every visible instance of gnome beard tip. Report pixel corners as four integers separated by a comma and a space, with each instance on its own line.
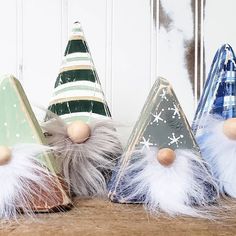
125, 147, 217, 218
43, 115, 122, 197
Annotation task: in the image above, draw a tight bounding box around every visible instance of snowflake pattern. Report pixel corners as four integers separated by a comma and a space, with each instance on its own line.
140, 136, 153, 150
150, 109, 166, 125
160, 89, 168, 101
168, 103, 181, 119
167, 133, 184, 148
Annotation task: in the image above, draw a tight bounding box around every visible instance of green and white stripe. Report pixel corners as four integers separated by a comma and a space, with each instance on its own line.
61, 57, 93, 68
48, 100, 111, 121
48, 21, 111, 124
53, 81, 102, 95
59, 112, 110, 124
63, 52, 91, 63
71, 22, 84, 37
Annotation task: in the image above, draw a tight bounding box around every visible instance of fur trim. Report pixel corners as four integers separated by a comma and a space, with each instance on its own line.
0, 144, 60, 219
42, 113, 122, 197
196, 115, 236, 197
123, 147, 218, 218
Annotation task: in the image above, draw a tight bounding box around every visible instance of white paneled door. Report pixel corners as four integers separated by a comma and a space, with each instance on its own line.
0, 0, 199, 142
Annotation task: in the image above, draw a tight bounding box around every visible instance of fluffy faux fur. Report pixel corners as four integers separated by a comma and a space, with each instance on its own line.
0, 144, 60, 219
196, 116, 236, 198
42, 113, 122, 197
123, 147, 218, 218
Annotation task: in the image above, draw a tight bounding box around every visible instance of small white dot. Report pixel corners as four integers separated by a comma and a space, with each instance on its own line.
32, 136, 35, 139
13, 104, 17, 108
16, 133, 20, 138
4, 122, 7, 126
2, 86, 6, 90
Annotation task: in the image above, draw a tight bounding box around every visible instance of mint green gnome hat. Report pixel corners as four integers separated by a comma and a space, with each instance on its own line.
0, 75, 71, 219
48, 21, 111, 124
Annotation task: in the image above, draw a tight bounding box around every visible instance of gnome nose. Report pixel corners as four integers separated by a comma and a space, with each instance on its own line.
0, 146, 11, 165
157, 148, 176, 166
223, 118, 236, 140
67, 120, 91, 143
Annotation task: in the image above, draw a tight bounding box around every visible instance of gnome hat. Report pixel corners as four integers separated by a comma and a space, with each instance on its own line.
0, 75, 71, 218
48, 21, 111, 124
192, 44, 236, 198
193, 44, 236, 134
44, 22, 122, 198
108, 77, 217, 217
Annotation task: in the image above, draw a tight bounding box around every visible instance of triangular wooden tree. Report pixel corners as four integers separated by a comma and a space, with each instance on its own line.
0, 75, 71, 212
193, 44, 236, 135
192, 44, 236, 198
109, 77, 203, 202
48, 21, 111, 124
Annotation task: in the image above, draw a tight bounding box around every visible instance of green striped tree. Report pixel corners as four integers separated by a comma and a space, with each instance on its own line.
44, 22, 121, 197
48, 21, 111, 124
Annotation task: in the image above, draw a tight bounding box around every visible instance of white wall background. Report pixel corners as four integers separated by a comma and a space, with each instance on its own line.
204, 0, 236, 77
0, 0, 200, 143
0, 0, 154, 141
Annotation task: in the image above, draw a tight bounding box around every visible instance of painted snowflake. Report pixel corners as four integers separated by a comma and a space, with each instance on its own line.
168, 103, 181, 119
150, 109, 166, 125
167, 133, 184, 148
140, 136, 153, 150
160, 89, 168, 101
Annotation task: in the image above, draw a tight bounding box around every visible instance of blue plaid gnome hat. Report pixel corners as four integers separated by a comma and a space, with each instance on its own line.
193, 44, 236, 135
192, 44, 236, 198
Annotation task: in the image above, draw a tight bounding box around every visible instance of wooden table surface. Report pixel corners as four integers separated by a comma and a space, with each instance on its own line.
0, 198, 235, 236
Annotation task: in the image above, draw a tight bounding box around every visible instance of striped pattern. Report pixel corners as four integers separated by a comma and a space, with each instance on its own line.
49, 21, 111, 123
192, 44, 236, 134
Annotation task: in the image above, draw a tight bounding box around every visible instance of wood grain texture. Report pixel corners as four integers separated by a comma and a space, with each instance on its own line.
0, 198, 235, 236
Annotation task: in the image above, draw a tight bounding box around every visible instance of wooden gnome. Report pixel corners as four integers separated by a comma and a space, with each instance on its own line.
0, 75, 71, 219
193, 44, 236, 198
43, 22, 122, 197
108, 77, 218, 217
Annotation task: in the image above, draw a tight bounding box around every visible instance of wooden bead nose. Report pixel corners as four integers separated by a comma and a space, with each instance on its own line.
0, 146, 11, 165
156, 148, 176, 166
223, 118, 236, 140
67, 121, 91, 144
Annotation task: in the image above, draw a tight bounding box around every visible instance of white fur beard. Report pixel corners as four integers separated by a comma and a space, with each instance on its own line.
123, 148, 218, 218
42, 114, 122, 197
196, 116, 236, 198
0, 144, 60, 219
